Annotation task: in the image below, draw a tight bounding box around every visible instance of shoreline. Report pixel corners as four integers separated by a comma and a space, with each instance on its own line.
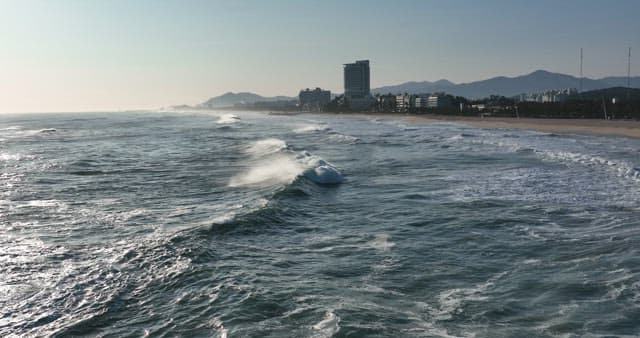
324, 112, 640, 139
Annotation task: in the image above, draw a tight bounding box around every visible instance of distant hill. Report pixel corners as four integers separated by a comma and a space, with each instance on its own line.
599, 76, 640, 88
373, 79, 455, 95
200, 92, 295, 108
191, 71, 640, 109
372, 70, 640, 99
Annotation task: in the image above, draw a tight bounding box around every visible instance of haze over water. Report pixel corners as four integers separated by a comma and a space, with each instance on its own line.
1, 111, 640, 337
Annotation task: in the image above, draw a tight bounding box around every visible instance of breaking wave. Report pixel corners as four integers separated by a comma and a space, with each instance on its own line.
229, 139, 344, 188
312, 310, 340, 337
294, 124, 331, 133
446, 131, 640, 182
539, 151, 640, 180
245, 138, 288, 156
217, 114, 241, 124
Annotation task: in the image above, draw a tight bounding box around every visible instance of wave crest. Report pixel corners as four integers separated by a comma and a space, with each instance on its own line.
217, 114, 241, 124
229, 139, 344, 187
245, 138, 288, 156
294, 124, 330, 133
297, 151, 344, 185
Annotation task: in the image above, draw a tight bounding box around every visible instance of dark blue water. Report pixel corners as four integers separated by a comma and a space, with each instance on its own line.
1, 111, 640, 337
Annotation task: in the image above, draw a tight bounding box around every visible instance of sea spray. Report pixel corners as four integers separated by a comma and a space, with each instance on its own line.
229, 155, 304, 187
294, 124, 331, 133
297, 151, 344, 185
217, 114, 241, 124
245, 138, 288, 156
230, 140, 344, 187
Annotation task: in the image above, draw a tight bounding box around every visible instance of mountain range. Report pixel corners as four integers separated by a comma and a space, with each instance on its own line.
200, 92, 295, 108
372, 70, 640, 98
195, 70, 640, 108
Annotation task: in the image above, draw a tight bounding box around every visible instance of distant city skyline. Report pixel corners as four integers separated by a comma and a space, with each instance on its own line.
1, 0, 639, 113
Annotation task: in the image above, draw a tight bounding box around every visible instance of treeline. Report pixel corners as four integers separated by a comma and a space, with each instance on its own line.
509, 101, 640, 119
321, 92, 640, 119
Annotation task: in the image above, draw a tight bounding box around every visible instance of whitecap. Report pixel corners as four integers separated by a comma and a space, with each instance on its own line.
326, 133, 360, 144
369, 233, 395, 252
447, 134, 465, 142
312, 310, 340, 337
118, 208, 152, 221
433, 271, 507, 321
209, 317, 228, 338
294, 124, 330, 133
297, 152, 344, 185
246, 138, 288, 156
521, 258, 541, 265
539, 150, 640, 181
210, 212, 236, 225
229, 155, 304, 187
217, 114, 241, 124
17, 199, 67, 210
230, 143, 343, 187
1, 126, 22, 131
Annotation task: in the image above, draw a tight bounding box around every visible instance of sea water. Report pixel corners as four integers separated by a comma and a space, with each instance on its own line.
1, 111, 639, 337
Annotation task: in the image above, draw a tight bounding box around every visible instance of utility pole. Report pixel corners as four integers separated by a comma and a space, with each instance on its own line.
580, 48, 583, 93
628, 47, 632, 100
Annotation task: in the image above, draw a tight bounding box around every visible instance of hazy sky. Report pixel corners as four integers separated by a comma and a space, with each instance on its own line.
1, 0, 639, 112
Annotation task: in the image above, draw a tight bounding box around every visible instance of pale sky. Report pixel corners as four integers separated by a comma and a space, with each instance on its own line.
1, 0, 639, 113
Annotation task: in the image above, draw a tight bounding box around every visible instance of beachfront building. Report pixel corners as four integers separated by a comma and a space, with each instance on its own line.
427, 94, 453, 108
344, 60, 374, 110
375, 94, 396, 113
413, 95, 431, 109
299, 87, 331, 111
395, 94, 410, 112
517, 88, 578, 103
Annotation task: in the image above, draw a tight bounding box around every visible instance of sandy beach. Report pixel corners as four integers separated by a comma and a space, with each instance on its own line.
336, 113, 640, 139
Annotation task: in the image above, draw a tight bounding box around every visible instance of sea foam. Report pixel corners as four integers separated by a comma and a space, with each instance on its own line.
217, 114, 241, 124
245, 138, 288, 156
294, 123, 330, 133
312, 310, 340, 337
229, 155, 304, 187
298, 151, 344, 185
229, 139, 344, 187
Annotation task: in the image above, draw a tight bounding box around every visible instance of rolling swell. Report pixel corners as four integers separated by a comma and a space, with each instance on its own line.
3, 112, 640, 337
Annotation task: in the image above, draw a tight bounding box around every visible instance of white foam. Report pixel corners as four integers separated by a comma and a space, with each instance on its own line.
448, 134, 466, 142
230, 141, 343, 187
217, 114, 241, 124
298, 152, 344, 185
229, 155, 304, 187
294, 124, 330, 133
447, 129, 640, 183
540, 150, 640, 181
326, 133, 360, 143
433, 271, 507, 321
118, 208, 152, 221
16, 199, 67, 210
522, 258, 542, 265
1, 126, 22, 131
210, 212, 236, 225
312, 310, 340, 337
369, 233, 395, 252
246, 138, 287, 156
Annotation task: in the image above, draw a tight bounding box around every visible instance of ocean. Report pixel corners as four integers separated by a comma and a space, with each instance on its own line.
1, 111, 639, 337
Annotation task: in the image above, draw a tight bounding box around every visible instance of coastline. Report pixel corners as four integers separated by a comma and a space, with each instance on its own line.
328, 113, 640, 139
